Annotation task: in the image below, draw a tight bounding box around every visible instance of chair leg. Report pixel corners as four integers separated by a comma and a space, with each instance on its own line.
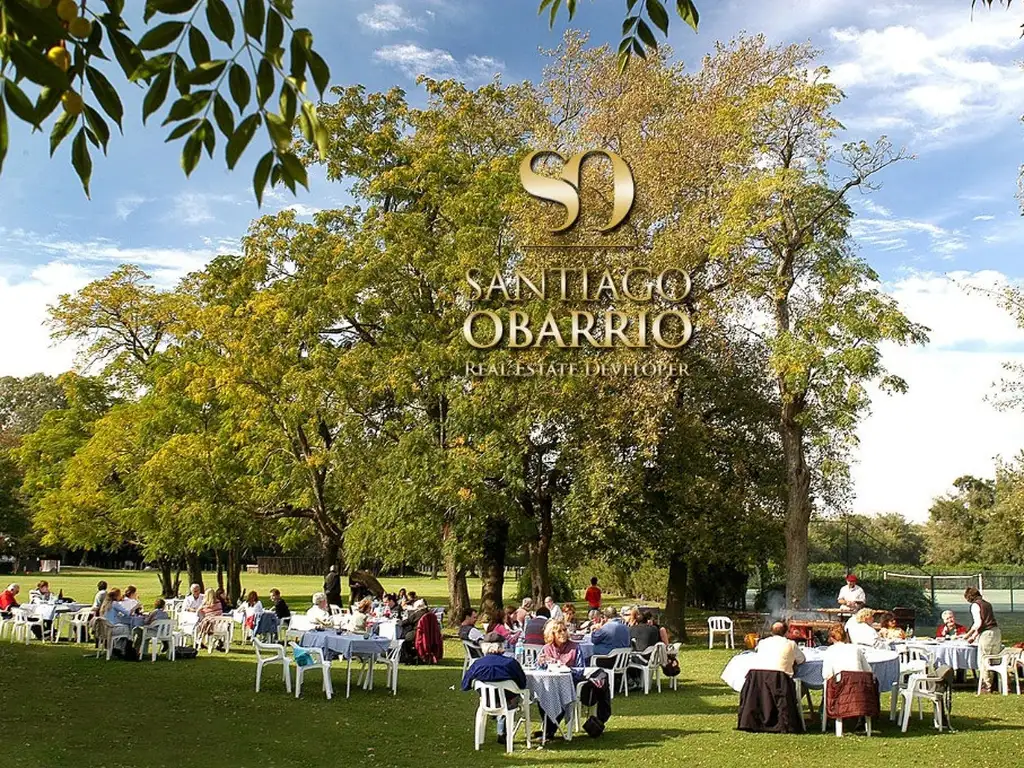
835, 719, 842, 737
889, 683, 898, 721
474, 709, 484, 751
256, 662, 263, 692
865, 717, 872, 736
295, 668, 303, 698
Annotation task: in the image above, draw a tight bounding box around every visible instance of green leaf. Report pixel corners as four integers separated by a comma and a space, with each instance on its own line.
143, 69, 172, 124
182, 130, 203, 176
187, 60, 227, 86
279, 82, 297, 124
83, 105, 111, 153
144, 0, 200, 22
627, 0, 641, 11
538, 0, 562, 27
213, 93, 235, 137
189, 27, 211, 65
618, 37, 634, 54
278, 150, 308, 190
292, 28, 313, 51
35, 86, 63, 123
139, 21, 187, 51
271, 0, 295, 17
622, 15, 639, 34
646, 0, 670, 35
307, 50, 330, 97
229, 64, 251, 111
636, 19, 658, 49
676, 0, 699, 31
200, 118, 216, 157
206, 0, 236, 46
165, 118, 201, 140
72, 128, 93, 197
289, 36, 307, 81
633, 38, 647, 57
8, 41, 70, 91
256, 59, 274, 107
266, 9, 285, 51
243, 0, 266, 40
86, 67, 124, 129
108, 29, 147, 80
301, 101, 327, 157
3, 79, 38, 127
264, 112, 291, 152
226, 113, 261, 169
131, 53, 175, 82
566, 0, 577, 18
253, 150, 274, 206
0, 98, 7, 177
173, 54, 191, 95
162, 90, 211, 124
50, 111, 76, 156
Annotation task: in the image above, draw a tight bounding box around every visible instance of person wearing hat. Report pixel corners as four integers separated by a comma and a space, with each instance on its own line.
460, 632, 528, 745
837, 574, 865, 612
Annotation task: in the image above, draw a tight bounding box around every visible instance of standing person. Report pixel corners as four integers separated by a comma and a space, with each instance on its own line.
837, 574, 866, 611
964, 586, 1001, 693
324, 565, 343, 610
585, 577, 602, 611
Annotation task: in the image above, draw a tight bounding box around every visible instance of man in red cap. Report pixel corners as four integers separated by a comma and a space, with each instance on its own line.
838, 574, 866, 612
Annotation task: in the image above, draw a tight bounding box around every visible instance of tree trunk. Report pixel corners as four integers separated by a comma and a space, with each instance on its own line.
156, 558, 175, 598
663, 553, 688, 642
216, 551, 224, 592
480, 516, 509, 617
445, 555, 470, 627
781, 398, 813, 609
227, 547, 242, 605
527, 496, 552, 602
186, 552, 204, 592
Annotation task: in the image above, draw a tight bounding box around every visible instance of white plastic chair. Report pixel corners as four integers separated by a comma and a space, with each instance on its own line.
67, 608, 93, 643
372, 638, 403, 696
290, 643, 333, 699
522, 643, 543, 669
707, 616, 734, 649
330, 605, 343, 618
202, 616, 234, 654
474, 680, 531, 754
668, 642, 682, 691
898, 671, 953, 732
978, 649, 1020, 696
821, 673, 873, 736
626, 642, 667, 694
92, 617, 130, 660
9, 607, 41, 645
890, 646, 934, 720
254, 639, 292, 693
141, 619, 176, 662
590, 648, 631, 699
462, 640, 483, 673
285, 614, 312, 643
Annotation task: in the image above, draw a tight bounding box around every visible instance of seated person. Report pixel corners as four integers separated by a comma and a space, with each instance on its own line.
522, 607, 549, 646
306, 592, 334, 628
400, 599, 428, 638
1, 583, 21, 615
629, 611, 660, 652
486, 608, 509, 638
538, 619, 613, 739
752, 622, 805, 676
269, 589, 291, 620
936, 610, 967, 638
182, 584, 204, 612
198, 589, 223, 619
545, 597, 564, 622
381, 594, 399, 618
561, 603, 577, 632
461, 632, 528, 745
132, 598, 170, 650
513, 598, 534, 628
877, 613, 905, 641
30, 580, 57, 604
458, 607, 484, 643
821, 624, 870, 680
118, 585, 141, 615
845, 608, 881, 647
591, 607, 631, 656
98, 589, 131, 625
92, 580, 108, 611
213, 587, 232, 614
349, 598, 373, 633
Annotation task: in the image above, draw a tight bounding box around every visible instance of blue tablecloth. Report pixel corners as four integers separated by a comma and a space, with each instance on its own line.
300, 631, 391, 662
909, 641, 978, 671
526, 669, 576, 728
722, 648, 901, 695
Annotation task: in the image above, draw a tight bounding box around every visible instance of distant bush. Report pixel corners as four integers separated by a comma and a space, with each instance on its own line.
516, 568, 575, 603
571, 559, 667, 601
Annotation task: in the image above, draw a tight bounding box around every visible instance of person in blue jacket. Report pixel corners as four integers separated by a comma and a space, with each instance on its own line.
461, 632, 527, 744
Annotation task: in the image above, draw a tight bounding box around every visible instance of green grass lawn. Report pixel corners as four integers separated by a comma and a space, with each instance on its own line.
2, 570, 1023, 768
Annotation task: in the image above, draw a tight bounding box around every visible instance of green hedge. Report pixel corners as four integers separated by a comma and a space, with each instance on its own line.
755, 577, 937, 623
516, 568, 575, 603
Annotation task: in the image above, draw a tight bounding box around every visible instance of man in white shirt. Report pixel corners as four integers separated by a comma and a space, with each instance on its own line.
182, 584, 204, 612
752, 622, 805, 676
845, 608, 880, 647
306, 592, 334, 628
837, 574, 866, 610
544, 597, 563, 622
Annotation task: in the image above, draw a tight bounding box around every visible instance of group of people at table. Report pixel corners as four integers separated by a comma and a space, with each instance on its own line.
458, 586, 675, 743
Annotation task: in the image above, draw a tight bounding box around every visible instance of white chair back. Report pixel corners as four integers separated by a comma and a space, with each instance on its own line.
708, 616, 733, 631
475, 680, 522, 713
254, 638, 286, 661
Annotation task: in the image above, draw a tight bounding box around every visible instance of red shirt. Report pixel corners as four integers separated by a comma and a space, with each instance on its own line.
585, 585, 602, 609
0, 590, 18, 610
936, 622, 967, 638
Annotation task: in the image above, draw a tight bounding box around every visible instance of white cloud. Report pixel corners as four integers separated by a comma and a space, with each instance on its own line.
357, 3, 423, 33
167, 192, 239, 226
973, 214, 996, 221
373, 44, 503, 82
852, 270, 1024, 521
115, 194, 149, 221
826, 10, 1024, 146
283, 203, 322, 217
851, 215, 966, 258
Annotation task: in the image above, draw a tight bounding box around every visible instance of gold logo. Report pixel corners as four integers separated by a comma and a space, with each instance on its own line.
519, 149, 635, 233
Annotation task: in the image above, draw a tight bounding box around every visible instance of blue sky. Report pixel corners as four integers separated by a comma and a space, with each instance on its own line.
3, 0, 1024, 521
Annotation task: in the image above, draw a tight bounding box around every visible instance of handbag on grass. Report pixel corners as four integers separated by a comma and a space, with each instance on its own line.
662, 656, 680, 677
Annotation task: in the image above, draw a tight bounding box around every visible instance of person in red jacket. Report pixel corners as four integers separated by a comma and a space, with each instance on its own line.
585, 577, 602, 610
0, 583, 20, 615
936, 610, 967, 638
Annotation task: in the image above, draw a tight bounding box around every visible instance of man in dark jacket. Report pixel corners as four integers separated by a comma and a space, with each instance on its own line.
324, 566, 342, 610
462, 633, 527, 744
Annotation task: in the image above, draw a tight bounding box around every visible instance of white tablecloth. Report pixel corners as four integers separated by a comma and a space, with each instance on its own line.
722, 647, 901, 694
908, 641, 978, 671
26, 602, 85, 622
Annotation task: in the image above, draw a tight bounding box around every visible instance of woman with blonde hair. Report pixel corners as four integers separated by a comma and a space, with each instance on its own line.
540, 619, 581, 668
198, 588, 222, 618
99, 588, 130, 625
349, 597, 373, 633
561, 603, 577, 631
626, 607, 642, 627
845, 607, 881, 647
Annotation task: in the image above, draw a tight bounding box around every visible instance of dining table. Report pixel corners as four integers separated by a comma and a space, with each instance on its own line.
300, 631, 393, 697
721, 646, 901, 696
525, 667, 576, 742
